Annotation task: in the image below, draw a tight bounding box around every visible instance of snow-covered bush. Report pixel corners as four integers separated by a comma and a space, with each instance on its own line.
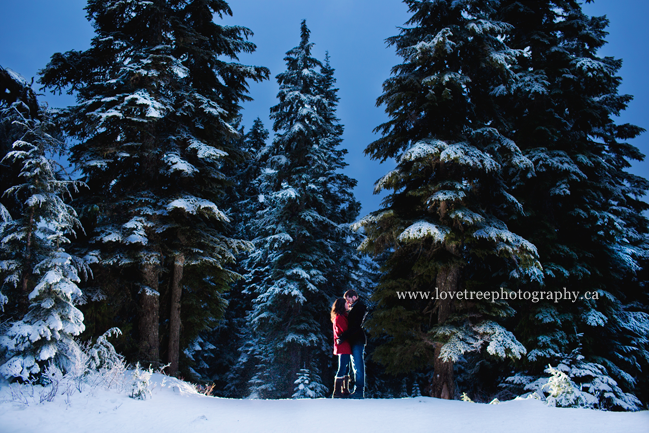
85, 327, 124, 372
292, 368, 327, 399
82, 328, 127, 392
130, 362, 154, 400
461, 392, 474, 403
39, 363, 63, 403
4, 327, 127, 406
504, 356, 643, 411
543, 365, 594, 408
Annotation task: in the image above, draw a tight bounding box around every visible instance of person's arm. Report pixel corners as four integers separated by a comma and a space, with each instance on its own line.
338, 303, 367, 342
337, 312, 355, 343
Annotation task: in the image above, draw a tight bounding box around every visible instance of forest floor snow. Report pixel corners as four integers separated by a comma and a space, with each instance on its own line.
0, 373, 647, 433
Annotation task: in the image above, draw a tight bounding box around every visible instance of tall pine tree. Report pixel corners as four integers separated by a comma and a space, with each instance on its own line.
40, 0, 268, 370
358, 0, 542, 399
184, 118, 269, 391
240, 21, 365, 398
497, 0, 649, 409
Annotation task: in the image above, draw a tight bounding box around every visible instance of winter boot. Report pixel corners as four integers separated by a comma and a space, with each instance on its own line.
332, 377, 345, 398
349, 386, 364, 399
342, 375, 351, 397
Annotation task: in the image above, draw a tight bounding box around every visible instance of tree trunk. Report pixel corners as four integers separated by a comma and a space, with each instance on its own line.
430, 262, 460, 399
139, 263, 160, 365
166, 253, 185, 376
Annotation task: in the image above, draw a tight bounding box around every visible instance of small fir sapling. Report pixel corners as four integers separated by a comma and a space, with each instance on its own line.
130, 362, 154, 400
292, 368, 327, 399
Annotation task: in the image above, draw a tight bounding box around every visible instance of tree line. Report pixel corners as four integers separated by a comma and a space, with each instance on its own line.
0, 0, 647, 410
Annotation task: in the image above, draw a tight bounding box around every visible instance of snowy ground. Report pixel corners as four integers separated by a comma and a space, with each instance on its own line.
0, 373, 647, 433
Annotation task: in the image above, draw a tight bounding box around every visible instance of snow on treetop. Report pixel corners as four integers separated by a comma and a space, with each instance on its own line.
474, 321, 527, 360
188, 138, 228, 161
581, 309, 608, 327
95, 109, 124, 124
351, 210, 394, 231
276, 183, 299, 201
125, 90, 168, 118
167, 196, 228, 221
422, 71, 470, 88
31, 270, 83, 302
121, 216, 151, 245
171, 63, 189, 79
412, 27, 455, 59
474, 223, 538, 255
5, 68, 29, 87
427, 189, 467, 205
466, 19, 513, 36
398, 221, 451, 244
374, 169, 401, 193
264, 233, 294, 248
437, 321, 527, 363
448, 207, 485, 225
400, 140, 444, 162
164, 153, 196, 176
287, 267, 311, 281
195, 94, 226, 118
25, 193, 50, 208
440, 142, 499, 171
0, 203, 11, 223
572, 57, 611, 78
29, 270, 63, 298
527, 149, 586, 179
123, 234, 148, 245
401, 139, 499, 172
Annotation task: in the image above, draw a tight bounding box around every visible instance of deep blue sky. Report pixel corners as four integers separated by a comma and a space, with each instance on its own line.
1, 0, 647, 216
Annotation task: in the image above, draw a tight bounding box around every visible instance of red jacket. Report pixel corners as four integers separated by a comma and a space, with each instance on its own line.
333, 314, 352, 355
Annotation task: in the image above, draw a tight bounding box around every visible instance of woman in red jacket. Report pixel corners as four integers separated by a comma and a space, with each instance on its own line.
331, 297, 351, 398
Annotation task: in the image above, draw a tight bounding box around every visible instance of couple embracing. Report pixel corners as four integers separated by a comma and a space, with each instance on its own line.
330, 289, 367, 399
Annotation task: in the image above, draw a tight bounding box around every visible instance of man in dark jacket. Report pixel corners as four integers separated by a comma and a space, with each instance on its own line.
338, 289, 367, 398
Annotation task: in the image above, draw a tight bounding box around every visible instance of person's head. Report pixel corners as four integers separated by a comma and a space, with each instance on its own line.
330, 298, 347, 322
344, 289, 359, 310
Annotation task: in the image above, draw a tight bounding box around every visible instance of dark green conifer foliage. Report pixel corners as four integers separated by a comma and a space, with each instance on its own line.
40, 0, 268, 368
186, 118, 270, 392
497, 0, 649, 410
358, 0, 542, 399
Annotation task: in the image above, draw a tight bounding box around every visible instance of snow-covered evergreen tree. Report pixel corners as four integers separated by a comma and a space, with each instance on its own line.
1, 67, 39, 229
357, 0, 542, 399
185, 118, 270, 391
0, 69, 85, 381
40, 0, 268, 369
292, 367, 328, 399
497, 0, 649, 409
239, 21, 366, 398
